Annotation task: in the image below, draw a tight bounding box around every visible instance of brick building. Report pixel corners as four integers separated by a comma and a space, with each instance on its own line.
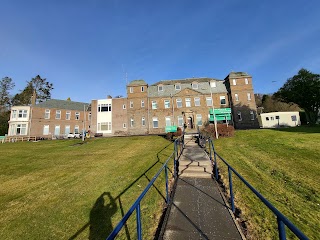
8, 99, 90, 138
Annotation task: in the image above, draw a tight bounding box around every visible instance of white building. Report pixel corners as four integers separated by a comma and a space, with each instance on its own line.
258, 112, 300, 128
8, 106, 31, 136
96, 99, 112, 135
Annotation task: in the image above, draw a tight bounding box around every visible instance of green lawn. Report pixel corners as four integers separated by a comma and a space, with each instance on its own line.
0, 136, 174, 239
211, 126, 320, 240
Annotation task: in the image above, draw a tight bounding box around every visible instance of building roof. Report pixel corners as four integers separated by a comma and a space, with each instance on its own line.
225, 72, 251, 79
127, 79, 147, 86
148, 78, 227, 97
33, 99, 90, 111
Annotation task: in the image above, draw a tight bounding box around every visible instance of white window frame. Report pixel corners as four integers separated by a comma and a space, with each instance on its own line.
130, 118, 134, 127
220, 96, 226, 105
129, 87, 133, 93
206, 97, 212, 106
233, 79, 236, 85
192, 82, 198, 89
123, 104, 126, 109
141, 100, 145, 108
18, 110, 27, 118
175, 84, 181, 90
194, 97, 200, 106
153, 117, 158, 128
43, 125, 49, 135
235, 94, 239, 102
210, 81, 216, 88
44, 109, 50, 119
176, 98, 182, 108
142, 117, 146, 126
245, 78, 249, 84
75, 112, 80, 120
185, 98, 191, 107
237, 111, 242, 121
178, 116, 183, 127
54, 125, 60, 136
11, 110, 17, 119
158, 85, 163, 92
164, 100, 170, 109
165, 116, 171, 127
16, 123, 27, 135
247, 93, 251, 101
74, 125, 79, 133
65, 125, 70, 135
55, 110, 61, 119
130, 101, 133, 108
152, 101, 157, 109
250, 111, 255, 120
66, 111, 71, 120
196, 114, 202, 126
123, 123, 127, 128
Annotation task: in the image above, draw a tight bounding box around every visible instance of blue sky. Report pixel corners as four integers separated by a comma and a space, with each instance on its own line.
1, 0, 320, 103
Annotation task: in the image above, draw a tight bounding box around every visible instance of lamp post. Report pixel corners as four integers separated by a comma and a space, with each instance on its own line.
209, 81, 219, 139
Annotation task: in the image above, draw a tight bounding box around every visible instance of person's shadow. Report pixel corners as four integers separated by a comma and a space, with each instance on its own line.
89, 192, 117, 240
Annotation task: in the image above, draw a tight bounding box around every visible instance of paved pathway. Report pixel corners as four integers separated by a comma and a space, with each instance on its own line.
160, 135, 243, 240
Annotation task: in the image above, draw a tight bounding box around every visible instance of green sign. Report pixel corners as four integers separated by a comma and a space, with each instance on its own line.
165, 126, 177, 133
209, 108, 232, 121
209, 108, 231, 114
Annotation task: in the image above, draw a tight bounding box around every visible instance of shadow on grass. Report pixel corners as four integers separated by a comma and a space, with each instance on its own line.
268, 125, 320, 134
69, 141, 173, 240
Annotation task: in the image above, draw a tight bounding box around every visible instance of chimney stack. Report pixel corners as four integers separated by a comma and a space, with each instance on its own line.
31, 90, 36, 105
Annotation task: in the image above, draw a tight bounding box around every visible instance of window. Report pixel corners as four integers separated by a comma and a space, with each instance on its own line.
178, 116, 184, 127
16, 124, 27, 135
196, 114, 202, 126
152, 101, 157, 109
142, 117, 146, 126
210, 81, 216, 88
18, 110, 27, 118
192, 83, 198, 89
237, 111, 242, 121
158, 85, 163, 92
66, 111, 71, 120
10, 124, 15, 135
291, 115, 297, 121
250, 111, 255, 120
75, 112, 80, 120
164, 100, 170, 109
43, 125, 49, 135
235, 94, 239, 101
275, 116, 280, 120
130, 101, 133, 108
54, 125, 60, 136
100, 122, 112, 131
194, 97, 200, 106
141, 100, 145, 108
220, 96, 226, 105
11, 110, 17, 119
185, 98, 191, 107
165, 117, 171, 126
206, 97, 212, 106
247, 93, 251, 101
129, 87, 133, 93
65, 125, 70, 135
130, 118, 134, 127
233, 79, 236, 85
123, 104, 126, 109
271, 117, 274, 120
153, 117, 158, 128
74, 125, 79, 133
55, 110, 61, 119
176, 99, 182, 108
175, 84, 181, 90
245, 78, 249, 84
123, 123, 127, 128
266, 117, 269, 121
88, 113, 91, 121
98, 104, 111, 112
44, 109, 50, 119
141, 86, 144, 92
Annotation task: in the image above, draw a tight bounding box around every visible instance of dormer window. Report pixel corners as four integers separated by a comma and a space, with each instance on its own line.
210, 81, 216, 88
158, 85, 163, 92
192, 82, 198, 89
175, 84, 181, 90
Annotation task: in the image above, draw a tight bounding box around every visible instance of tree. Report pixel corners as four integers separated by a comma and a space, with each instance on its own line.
0, 77, 15, 111
12, 75, 53, 105
275, 68, 320, 124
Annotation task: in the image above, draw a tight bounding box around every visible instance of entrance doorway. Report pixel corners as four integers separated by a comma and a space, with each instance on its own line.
187, 117, 193, 129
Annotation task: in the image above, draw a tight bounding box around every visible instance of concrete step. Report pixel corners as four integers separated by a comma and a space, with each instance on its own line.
179, 170, 212, 178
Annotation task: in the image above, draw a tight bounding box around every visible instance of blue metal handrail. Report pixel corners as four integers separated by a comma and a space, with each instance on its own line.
207, 138, 309, 240
107, 136, 184, 240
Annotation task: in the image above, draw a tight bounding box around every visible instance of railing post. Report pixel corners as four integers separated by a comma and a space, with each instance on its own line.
173, 141, 177, 178
136, 203, 142, 240
277, 217, 286, 240
209, 139, 212, 164
228, 167, 235, 213
165, 164, 169, 204
213, 142, 218, 180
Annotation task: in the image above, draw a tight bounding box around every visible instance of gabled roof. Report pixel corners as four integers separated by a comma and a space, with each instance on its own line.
127, 80, 147, 86
148, 78, 227, 97
33, 99, 90, 111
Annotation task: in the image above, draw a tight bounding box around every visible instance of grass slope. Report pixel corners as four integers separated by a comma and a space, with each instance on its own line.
0, 136, 173, 239
213, 127, 320, 240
